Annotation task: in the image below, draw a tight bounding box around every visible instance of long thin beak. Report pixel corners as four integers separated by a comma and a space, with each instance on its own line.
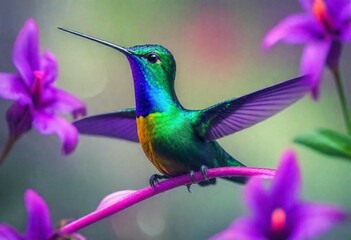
58, 27, 132, 55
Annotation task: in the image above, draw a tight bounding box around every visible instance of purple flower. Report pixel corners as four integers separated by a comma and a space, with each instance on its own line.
263, 0, 351, 99
0, 19, 86, 155
0, 189, 85, 240
211, 150, 347, 240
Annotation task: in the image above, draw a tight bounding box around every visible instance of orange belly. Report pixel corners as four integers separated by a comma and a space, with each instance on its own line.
136, 114, 190, 176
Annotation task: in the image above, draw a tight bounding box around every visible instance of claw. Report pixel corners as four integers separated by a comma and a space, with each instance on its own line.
149, 175, 159, 188
186, 184, 192, 193
184, 170, 196, 193
185, 170, 197, 193
149, 174, 169, 188
188, 170, 196, 184
200, 165, 209, 181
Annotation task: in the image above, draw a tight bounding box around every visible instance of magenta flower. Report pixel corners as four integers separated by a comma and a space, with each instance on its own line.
263, 0, 351, 99
0, 19, 86, 162
211, 150, 347, 240
0, 189, 85, 240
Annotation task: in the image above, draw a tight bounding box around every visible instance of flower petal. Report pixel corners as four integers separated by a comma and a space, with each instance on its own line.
96, 190, 136, 210
50, 232, 87, 240
300, 0, 350, 25
341, 23, 351, 41
24, 189, 53, 240
210, 217, 265, 240
0, 73, 27, 101
0, 225, 24, 240
45, 88, 87, 119
300, 41, 331, 99
6, 102, 32, 138
325, 0, 351, 23
244, 178, 270, 228
340, 2, 351, 24
12, 19, 40, 87
291, 202, 347, 239
97, 190, 137, 210
32, 112, 79, 154
270, 150, 301, 209
299, 0, 349, 13
263, 14, 322, 48
41, 50, 58, 86
299, 0, 313, 13
326, 41, 342, 70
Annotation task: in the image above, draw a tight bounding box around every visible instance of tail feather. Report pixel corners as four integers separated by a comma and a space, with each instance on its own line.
221, 156, 248, 185
197, 175, 248, 187
222, 176, 248, 185
198, 178, 217, 186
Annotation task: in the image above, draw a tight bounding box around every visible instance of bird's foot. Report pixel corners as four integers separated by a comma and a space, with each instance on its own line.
186, 170, 196, 193
188, 170, 196, 184
186, 184, 192, 193
200, 165, 209, 182
186, 166, 210, 192
149, 174, 169, 188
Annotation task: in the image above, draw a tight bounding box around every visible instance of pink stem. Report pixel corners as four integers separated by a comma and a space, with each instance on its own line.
59, 166, 276, 234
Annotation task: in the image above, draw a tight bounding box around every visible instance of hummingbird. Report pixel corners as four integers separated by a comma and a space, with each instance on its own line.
59, 28, 309, 187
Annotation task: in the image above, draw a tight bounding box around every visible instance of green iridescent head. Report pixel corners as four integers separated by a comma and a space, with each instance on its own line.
125, 45, 177, 116
127, 44, 176, 87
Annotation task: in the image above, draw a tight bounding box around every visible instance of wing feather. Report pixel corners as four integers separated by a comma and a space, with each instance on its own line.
197, 76, 310, 140
74, 108, 139, 142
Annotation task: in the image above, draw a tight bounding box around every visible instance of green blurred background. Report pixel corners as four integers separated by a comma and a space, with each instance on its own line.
0, 0, 350, 239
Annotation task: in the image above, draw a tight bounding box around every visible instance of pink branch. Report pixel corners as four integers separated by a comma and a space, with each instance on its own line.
59, 166, 276, 234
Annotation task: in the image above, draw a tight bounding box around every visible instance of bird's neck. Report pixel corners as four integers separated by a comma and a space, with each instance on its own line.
131, 69, 179, 117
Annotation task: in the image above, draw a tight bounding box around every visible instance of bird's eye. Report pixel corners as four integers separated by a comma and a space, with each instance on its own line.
145, 53, 159, 64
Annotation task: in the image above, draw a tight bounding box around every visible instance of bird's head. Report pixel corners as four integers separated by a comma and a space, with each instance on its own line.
59, 28, 181, 115
127, 44, 176, 85
58, 28, 176, 90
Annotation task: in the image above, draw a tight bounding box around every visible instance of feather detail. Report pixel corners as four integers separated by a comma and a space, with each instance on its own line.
196, 76, 310, 140
74, 108, 139, 142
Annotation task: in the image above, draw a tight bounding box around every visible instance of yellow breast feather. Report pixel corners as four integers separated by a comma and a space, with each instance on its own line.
137, 114, 168, 174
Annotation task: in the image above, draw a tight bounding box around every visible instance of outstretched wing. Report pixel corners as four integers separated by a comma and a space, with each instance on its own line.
196, 76, 310, 140
74, 108, 139, 142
